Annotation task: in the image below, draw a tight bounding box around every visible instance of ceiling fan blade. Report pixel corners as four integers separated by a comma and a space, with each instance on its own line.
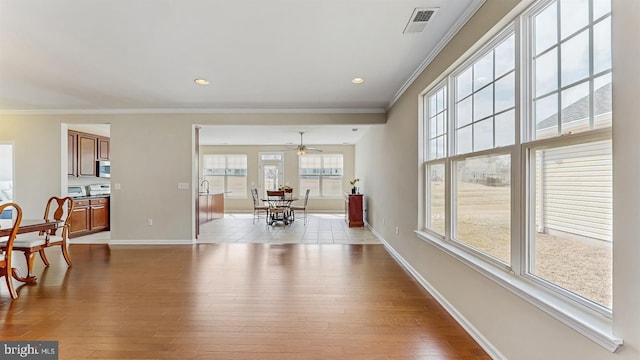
280, 132, 324, 154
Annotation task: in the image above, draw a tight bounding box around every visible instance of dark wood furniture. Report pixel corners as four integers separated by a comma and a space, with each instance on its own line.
0, 219, 62, 237
9, 197, 74, 279
67, 131, 78, 176
68, 197, 109, 238
0, 206, 63, 291
199, 192, 224, 224
68, 130, 110, 177
345, 193, 364, 227
0, 202, 22, 299
97, 137, 110, 160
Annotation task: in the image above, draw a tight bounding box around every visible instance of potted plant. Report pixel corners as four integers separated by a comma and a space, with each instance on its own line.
349, 178, 360, 194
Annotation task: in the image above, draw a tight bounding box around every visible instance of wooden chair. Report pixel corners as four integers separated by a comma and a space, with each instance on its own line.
0, 202, 22, 299
266, 190, 289, 225
250, 189, 268, 224
11, 196, 74, 278
290, 189, 310, 225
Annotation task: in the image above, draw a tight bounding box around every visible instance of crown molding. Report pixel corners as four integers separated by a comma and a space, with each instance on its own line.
0, 107, 386, 116
387, 0, 486, 110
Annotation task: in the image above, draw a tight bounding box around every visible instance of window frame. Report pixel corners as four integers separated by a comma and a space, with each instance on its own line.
424, 26, 518, 268
450, 28, 517, 155
298, 153, 344, 198
202, 154, 248, 198
417, 0, 619, 351
522, 125, 613, 314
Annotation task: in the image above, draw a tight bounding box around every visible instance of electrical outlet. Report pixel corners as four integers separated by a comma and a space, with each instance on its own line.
148, 218, 153, 226
395, 226, 399, 235
382, 218, 386, 224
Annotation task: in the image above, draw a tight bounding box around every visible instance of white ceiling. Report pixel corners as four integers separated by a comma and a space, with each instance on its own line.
199, 125, 373, 146
1, 0, 482, 144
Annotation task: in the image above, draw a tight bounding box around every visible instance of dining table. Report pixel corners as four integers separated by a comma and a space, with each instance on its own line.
262, 194, 299, 225
0, 218, 62, 284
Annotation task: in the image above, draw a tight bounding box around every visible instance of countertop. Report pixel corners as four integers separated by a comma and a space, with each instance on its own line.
70, 195, 111, 200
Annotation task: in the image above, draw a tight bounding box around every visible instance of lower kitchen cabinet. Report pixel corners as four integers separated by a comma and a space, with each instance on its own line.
199, 192, 224, 224
69, 197, 110, 238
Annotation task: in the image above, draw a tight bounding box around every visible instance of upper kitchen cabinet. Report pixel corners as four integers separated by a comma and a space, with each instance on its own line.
97, 136, 110, 161
67, 131, 77, 176
77, 133, 96, 177
68, 130, 110, 177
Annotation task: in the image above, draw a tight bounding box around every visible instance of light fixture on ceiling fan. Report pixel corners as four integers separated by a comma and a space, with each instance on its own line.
286, 131, 323, 156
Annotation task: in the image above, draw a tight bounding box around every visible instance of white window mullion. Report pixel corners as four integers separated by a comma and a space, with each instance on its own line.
511, 14, 524, 276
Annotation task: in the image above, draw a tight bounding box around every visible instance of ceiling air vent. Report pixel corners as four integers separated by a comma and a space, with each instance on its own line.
403, 8, 438, 34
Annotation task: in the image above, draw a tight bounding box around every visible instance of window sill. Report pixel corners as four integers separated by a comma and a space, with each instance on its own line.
415, 230, 622, 353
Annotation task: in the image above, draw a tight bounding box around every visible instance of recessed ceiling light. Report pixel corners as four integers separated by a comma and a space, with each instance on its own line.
194, 78, 210, 85
351, 77, 365, 84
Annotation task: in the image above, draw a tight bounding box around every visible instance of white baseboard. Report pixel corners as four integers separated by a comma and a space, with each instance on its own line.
366, 225, 505, 360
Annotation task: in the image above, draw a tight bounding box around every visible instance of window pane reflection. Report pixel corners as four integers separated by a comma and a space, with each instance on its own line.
427, 163, 445, 235
530, 140, 612, 308
454, 154, 511, 264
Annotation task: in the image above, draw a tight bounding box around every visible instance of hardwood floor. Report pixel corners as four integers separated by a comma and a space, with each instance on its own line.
0, 244, 490, 359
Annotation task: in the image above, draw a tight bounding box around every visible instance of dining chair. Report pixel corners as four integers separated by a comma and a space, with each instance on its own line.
266, 190, 289, 225
10, 196, 74, 278
0, 202, 22, 299
251, 189, 268, 224
290, 189, 310, 225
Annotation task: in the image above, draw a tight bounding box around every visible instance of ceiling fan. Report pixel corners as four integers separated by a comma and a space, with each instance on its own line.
285, 131, 323, 156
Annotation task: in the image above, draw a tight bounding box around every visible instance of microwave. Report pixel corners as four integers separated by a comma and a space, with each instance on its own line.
97, 160, 110, 178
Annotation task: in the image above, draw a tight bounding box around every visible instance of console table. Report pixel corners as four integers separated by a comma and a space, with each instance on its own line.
345, 193, 364, 227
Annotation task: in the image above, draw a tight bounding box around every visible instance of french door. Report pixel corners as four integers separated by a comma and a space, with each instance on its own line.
258, 152, 284, 197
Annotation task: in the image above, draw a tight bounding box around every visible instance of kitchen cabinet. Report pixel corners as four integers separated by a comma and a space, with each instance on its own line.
89, 198, 109, 231
67, 132, 77, 176
68, 130, 110, 177
69, 197, 110, 238
69, 199, 91, 236
77, 133, 97, 177
199, 193, 224, 224
345, 194, 364, 227
97, 136, 110, 160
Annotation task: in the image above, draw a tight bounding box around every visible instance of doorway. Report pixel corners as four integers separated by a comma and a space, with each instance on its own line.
259, 152, 284, 196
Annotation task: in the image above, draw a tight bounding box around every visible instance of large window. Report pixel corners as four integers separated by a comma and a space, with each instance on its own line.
202, 154, 247, 198
532, 0, 612, 139
299, 154, 343, 197
526, 0, 612, 309
425, 84, 448, 236
454, 33, 516, 154
422, 0, 612, 316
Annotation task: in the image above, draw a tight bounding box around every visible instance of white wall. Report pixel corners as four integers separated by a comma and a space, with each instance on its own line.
356, 0, 639, 359
0, 112, 383, 241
